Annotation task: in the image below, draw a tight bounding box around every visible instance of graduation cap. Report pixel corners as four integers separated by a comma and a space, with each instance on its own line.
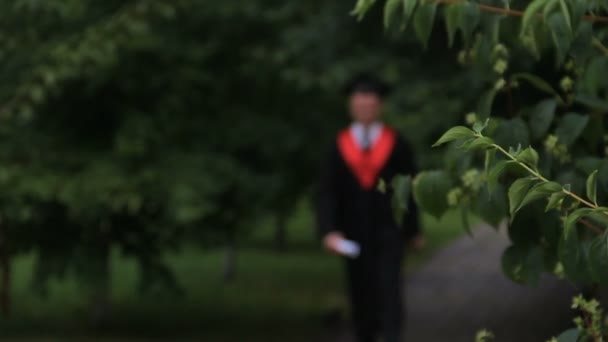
343, 73, 391, 98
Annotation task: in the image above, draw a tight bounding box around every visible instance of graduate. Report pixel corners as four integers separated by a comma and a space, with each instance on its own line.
317, 73, 423, 342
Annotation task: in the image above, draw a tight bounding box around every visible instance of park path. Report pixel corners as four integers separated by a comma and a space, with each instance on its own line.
329, 225, 580, 342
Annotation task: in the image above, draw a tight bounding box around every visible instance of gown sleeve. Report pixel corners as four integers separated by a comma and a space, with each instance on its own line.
395, 136, 421, 240
316, 143, 342, 239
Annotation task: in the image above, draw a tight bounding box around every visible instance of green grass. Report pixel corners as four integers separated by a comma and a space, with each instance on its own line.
0, 205, 469, 341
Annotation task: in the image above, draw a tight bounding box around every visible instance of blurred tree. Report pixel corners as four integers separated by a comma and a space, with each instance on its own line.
0, 0, 472, 317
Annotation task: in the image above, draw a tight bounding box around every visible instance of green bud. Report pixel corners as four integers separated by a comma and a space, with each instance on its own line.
544, 135, 558, 151
475, 329, 494, 342
492, 43, 508, 56
560, 76, 574, 92
447, 187, 464, 207
493, 59, 508, 74
461, 169, 483, 191
493, 78, 506, 91
457, 50, 467, 65
465, 112, 478, 125
553, 262, 565, 279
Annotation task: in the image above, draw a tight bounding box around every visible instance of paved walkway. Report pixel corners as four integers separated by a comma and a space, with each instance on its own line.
331, 226, 580, 342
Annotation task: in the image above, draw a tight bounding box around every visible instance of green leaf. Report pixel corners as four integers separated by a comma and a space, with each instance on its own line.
529, 99, 556, 140
463, 136, 494, 151
539, 210, 562, 248
574, 94, 608, 111
392, 175, 411, 209
484, 148, 496, 176
563, 208, 593, 237
477, 88, 497, 119
586, 170, 598, 205
432, 126, 476, 147
588, 232, 608, 284
516, 181, 563, 215
511, 73, 558, 96
391, 174, 412, 225
582, 57, 608, 95
502, 244, 544, 286
508, 178, 536, 218
476, 183, 508, 228
412, 170, 452, 219
558, 0, 572, 32
487, 160, 512, 193
460, 2, 480, 44
569, 22, 593, 62
483, 10, 503, 44
521, 31, 541, 60
556, 328, 580, 342
413, 2, 437, 49
473, 118, 489, 134
559, 225, 593, 282
515, 147, 539, 169
351, 0, 377, 20
502, 245, 524, 284
384, 0, 401, 28
542, 0, 558, 22
546, 191, 566, 211
444, 3, 462, 47
569, 0, 586, 29
509, 144, 523, 156
547, 12, 573, 64
520, 0, 549, 35
555, 112, 589, 146
402, 0, 419, 29
508, 204, 543, 246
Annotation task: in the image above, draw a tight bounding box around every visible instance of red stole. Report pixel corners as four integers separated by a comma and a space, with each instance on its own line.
337, 126, 396, 189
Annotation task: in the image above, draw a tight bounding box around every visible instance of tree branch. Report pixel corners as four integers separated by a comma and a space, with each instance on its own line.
430, 0, 608, 23
592, 37, 608, 56
580, 218, 604, 235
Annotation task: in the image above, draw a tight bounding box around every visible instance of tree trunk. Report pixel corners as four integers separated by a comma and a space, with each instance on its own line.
274, 212, 288, 252
89, 247, 110, 327
0, 219, 10, 317
88, 226, 111, 327
222, 232, 237, 283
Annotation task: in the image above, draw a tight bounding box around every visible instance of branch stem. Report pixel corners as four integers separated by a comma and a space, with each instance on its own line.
592, 37, 608, 56
492, 143, 549, 182
490, 142, 599, 210
429, 0, 608, 23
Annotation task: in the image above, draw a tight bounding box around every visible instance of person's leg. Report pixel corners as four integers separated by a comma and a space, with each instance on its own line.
377, 234, 404, 342
346, 257, 378, 342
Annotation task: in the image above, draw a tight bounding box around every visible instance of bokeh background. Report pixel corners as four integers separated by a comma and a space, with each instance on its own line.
0, 1, 489, 341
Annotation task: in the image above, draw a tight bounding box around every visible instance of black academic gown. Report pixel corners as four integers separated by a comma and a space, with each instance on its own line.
316, 125, 420, 342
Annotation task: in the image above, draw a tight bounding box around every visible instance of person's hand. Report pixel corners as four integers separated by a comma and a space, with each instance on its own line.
323, 231, 344, 254
410, 235, 425, 251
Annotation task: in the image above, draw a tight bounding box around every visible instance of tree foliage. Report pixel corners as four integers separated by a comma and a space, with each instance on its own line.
0, 0, 476, 308
0, 0, 349, 293
357, 0, 608, 292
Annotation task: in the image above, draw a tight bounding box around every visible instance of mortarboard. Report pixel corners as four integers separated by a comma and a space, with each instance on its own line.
343, 73, 391, 98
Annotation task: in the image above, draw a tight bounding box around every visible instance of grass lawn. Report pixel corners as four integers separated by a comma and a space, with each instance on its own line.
0, 205, 468, 341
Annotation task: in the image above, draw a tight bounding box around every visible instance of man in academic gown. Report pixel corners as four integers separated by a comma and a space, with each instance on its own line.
317, 74, 423, 342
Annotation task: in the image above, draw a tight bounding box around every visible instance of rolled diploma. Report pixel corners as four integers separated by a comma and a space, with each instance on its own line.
335, 239, 360, 258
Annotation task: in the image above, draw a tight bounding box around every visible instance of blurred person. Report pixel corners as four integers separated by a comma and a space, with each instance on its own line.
316, 74, 423, 342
